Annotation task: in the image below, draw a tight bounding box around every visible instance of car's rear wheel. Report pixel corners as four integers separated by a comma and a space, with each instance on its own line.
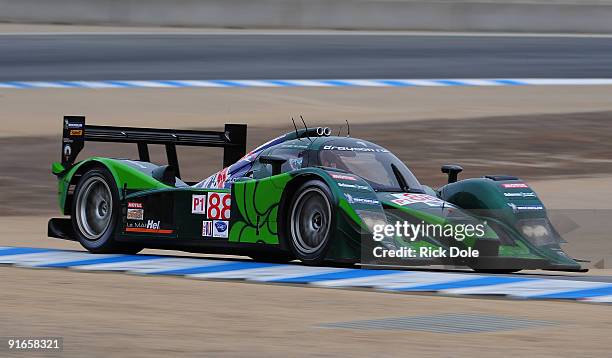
72, 167, 142, 254
288, 180, 334, 265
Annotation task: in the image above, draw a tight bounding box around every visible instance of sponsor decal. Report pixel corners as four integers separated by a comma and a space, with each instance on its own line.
127, 208, 144, 221
197, 168, 232, 189
207, 192, 231, 220
191, 194, 207, 214
516, 205, 544, 210
390, 193, 446, 207
337, 182, 369, 190
330, 173, 357, 181
125, 220, 173, 234
194, 134, 292, 190
280, 144, 308, 149
128, 202, 143, 209
501, 183, 529, 188
323, 145, 389, 153
503, 192, 536, 198
344, 193, 380, 205
213, 220, 229, 238
215, 168, 229, 189
69, 129, 83, 136
65, 121, 83, 129
202, 220, 213, 237
63, 144, 72, 157
195, 175, 216, 189
507, 203, 544, 213
288, 157, 303, 170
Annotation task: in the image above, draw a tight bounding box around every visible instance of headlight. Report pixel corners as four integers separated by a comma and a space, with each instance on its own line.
517, 219, 557, 246
521, 224, 549, 238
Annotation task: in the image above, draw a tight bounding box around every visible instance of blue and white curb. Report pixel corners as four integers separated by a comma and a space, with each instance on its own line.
1, 246, 611, 303
2, 78, 612, 89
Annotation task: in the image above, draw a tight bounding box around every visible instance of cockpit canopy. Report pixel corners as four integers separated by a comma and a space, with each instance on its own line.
316, 138, 423, 192
196, 132, 423, 192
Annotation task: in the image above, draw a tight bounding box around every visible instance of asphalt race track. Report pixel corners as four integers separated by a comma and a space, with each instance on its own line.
1, 33, 612, 81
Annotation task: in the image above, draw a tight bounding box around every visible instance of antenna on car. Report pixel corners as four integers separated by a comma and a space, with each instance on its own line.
300, 115, 312, 142
291, 117, 302, 141
337, 120, 350, 137
345, 119, 351, 137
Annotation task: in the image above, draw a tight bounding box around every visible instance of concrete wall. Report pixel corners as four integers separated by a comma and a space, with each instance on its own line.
2, 0, 612, 33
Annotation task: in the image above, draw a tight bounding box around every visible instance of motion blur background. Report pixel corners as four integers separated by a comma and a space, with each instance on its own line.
4, 0, 612, 33
1, 1, 611, 357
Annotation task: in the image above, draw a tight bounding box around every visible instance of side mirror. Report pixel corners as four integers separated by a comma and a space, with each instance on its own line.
441, 164, 463, 184
259, 155, 287, 176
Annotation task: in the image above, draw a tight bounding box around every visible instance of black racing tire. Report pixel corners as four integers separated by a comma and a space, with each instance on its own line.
71, 167, 142, 254
287, 180, 335, 265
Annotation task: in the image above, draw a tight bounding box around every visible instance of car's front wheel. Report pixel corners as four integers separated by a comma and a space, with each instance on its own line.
288, 180, 334, 265
72, 167, 141, 254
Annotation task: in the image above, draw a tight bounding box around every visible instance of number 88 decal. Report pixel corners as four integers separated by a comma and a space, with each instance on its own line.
207, 192, 231, 220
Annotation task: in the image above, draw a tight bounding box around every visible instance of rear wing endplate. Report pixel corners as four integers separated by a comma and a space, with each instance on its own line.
61, 116, 247, 178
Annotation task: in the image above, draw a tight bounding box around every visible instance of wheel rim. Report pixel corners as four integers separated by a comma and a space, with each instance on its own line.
75, 176, 113, 240
290, 187, 331, 255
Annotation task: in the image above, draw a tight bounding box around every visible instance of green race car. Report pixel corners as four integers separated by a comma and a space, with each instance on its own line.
48, 116, 585, 273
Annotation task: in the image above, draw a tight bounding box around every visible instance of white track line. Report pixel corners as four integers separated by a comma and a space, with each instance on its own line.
0, 251, 118, 266
442, 279, 611, 298
188, 265, 345, 281
72, 257, 218, 271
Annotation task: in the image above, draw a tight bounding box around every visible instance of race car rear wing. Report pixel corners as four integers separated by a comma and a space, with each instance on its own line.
60, 116, 247, 178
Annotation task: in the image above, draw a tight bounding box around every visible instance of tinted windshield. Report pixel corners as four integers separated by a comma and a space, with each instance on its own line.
318, 139, 423, 192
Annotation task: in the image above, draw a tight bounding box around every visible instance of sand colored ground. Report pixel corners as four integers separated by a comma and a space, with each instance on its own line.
0, 266, 610, 358
530, 176, 612, 210
3, 86, 612, 137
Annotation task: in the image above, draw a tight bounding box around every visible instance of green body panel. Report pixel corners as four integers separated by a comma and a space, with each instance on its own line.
229, 174, 292, 244
337, 199, 364, 231
376, 202, 443, 255
382, 200, 485, 250
323, 170, 381, 261
440, 178, 580, 269
54, 158, 170, 214
122, 187, 231, 241
228, 167, 371, 261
